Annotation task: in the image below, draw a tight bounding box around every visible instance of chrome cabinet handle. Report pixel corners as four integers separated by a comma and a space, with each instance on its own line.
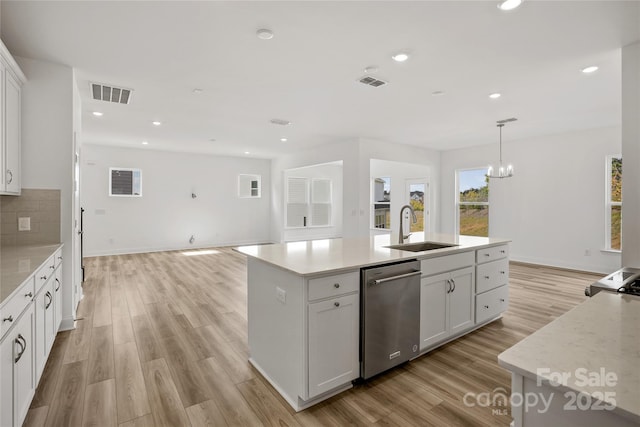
334, 301, 340, 307
500, 271, 505, 274
451, 279, 456, 293
45, 291, 53, 309
484, 253, 490, 257
58, 256, 63, 260
55, 278, 60, 291
6, 170, 12, 184
334, 283, 340, 289
500, 298, 505, 302
3, 315, 14, 323
445, 279, 451, 294
14, 334, 25, 363
25, 292, 33, 298
49, 265, 55, 270
484, 275, 490, 279
40, 275, 47, 281
484, 305, 489, 309
500, 250, 506, 254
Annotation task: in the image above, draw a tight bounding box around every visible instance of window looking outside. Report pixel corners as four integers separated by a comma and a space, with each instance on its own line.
407, 182, 426, 233
606, 156, 622, 250
457, 169, 489, 237
372, 177, 391, 229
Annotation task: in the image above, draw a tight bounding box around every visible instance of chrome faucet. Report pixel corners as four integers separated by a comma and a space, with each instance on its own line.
399, 205, 417, 244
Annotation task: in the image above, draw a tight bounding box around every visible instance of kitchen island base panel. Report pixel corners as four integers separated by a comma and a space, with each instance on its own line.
510, 374, 639, 427
249, 357, 352, 412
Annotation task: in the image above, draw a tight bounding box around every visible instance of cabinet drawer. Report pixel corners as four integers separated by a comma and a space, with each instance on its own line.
308, 271, 359, 301
476, 284, 509, 324
476, 244, 508, 264
35, 255, 55, 293
54, 248, 63, 268
0, 277, 35, 339
476, 258, 509, 294
420, 251, 474, 276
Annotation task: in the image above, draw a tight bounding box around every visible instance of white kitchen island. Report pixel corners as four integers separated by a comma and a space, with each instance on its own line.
498, 292, 640, 427
236, 234, 511, 411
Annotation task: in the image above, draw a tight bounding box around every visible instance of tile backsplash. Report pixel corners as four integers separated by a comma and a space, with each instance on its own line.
1, 189, 61, 246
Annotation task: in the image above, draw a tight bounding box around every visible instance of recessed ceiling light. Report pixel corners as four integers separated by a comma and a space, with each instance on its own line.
489, 93, 502, 99
582, 66, 599, 74
244, 151, 250, 155
431, 91, 445, 96
256, 29, 274, 40
280, 137, 288, 142
392, 53, 409, 62
192, 88, 203, 94
92, 111, 103, 117
152, 121, 161, 126
141, 141, 149, 145
364, 66, 379, 74
497, 0, 522, 11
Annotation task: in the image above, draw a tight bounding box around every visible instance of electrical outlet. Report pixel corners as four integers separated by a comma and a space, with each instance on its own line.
18, 217, 31, 231
276, 287, 286, 304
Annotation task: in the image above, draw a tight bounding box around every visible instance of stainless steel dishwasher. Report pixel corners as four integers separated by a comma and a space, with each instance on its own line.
360, 259, 421, 379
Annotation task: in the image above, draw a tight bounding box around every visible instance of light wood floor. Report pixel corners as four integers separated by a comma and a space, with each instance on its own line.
24, 248, 602, 427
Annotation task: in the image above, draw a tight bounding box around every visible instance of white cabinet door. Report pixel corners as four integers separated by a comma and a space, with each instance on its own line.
4, 69, 21, 194
308, 293, 359, 398
34, 281, 53, 382
13, 305, 35, 427
448, 267, 475, 335
54, 266, 63, 332
0, 324, 14, 427
420, 272, 449, 350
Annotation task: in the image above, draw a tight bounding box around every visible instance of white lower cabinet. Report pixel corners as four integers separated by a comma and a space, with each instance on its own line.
35, 279, 55, 381
54, 265, 63, 332
420, 266, 474, 350
307, 292, 359, 398
0, 304, 35, 427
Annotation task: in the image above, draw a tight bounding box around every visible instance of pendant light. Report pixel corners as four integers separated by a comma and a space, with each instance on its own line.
487, 118, 516, 179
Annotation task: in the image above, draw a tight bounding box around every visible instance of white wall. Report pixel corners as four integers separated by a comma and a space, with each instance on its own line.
17, 56, 77, 329
622, 42, 640, 267
441, 126, 622, 273
81, 144, 271, 256
370, 159, 435, 237
283, 162, 343, 242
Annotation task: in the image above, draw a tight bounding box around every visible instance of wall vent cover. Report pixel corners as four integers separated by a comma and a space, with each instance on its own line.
358, 76, 388, 87
90, 82, 133, 104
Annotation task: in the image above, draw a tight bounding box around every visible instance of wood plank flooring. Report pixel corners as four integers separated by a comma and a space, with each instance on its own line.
25, 249, 601, 426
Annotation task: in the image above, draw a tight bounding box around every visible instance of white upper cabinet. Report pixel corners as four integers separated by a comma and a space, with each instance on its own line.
0, 40, 27, 195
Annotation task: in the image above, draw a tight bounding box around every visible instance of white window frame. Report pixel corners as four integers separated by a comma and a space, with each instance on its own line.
285, 176, 333, 229
604, 155, 622, 251
455, 168, 489, 237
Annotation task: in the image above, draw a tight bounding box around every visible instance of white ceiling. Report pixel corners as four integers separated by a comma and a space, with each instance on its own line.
1, 1, 639, 158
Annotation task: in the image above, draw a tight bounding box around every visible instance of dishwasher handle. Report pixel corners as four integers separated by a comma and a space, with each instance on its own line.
371, 270, 421, 286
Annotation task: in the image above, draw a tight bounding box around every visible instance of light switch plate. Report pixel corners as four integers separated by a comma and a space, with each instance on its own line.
276, 287, 286, 304
18, 217, 31, 231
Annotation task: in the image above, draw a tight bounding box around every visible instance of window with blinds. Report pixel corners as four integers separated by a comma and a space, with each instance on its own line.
285, 177, 332, 228
109, 167, 142, 197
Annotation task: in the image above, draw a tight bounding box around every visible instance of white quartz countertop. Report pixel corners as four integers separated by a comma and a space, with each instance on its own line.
498, 292, 640, 422
235, 233, 510, 276
1, 244, 62, 305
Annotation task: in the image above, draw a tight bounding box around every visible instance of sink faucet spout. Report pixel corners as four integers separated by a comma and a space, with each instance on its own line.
399, 205, 417, 244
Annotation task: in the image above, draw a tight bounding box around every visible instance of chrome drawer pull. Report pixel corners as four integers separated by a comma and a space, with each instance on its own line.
25, 292, 33, 298
3, 315, 14, 323
41, 275, 47, 281
334, 302, 340, 307
334, 283, 340, 289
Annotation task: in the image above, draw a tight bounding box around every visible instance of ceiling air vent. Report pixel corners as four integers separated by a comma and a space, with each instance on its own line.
358, 76, 388, 88
90, 82, 133, 104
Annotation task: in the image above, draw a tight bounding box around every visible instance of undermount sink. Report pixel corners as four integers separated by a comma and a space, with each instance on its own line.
385, 241, 458, 252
